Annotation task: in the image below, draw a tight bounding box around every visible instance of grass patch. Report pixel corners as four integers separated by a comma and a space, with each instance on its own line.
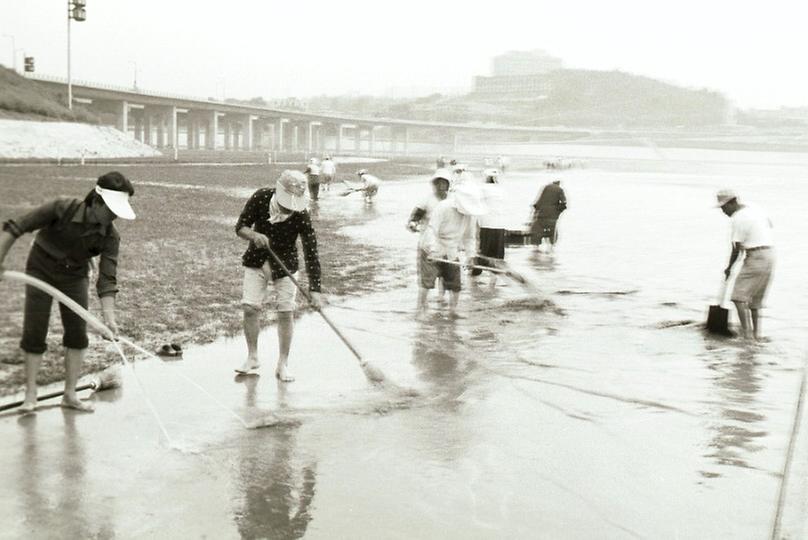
0, 160, 421, 395
0, 65, 98, 123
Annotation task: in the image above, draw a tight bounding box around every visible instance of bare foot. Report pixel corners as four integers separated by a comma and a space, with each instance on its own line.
18, 400, 37, 414
235, 358, 261, 375
275, 362, 295, 383
61, 398, 95, 413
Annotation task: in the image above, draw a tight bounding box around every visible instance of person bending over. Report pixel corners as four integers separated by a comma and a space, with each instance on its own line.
235, 170, 322, 381
0, 172, 135, 413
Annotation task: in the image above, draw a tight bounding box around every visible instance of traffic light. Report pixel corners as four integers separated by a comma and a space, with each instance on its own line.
70, 0, 86, 21
24, 56, 34, 73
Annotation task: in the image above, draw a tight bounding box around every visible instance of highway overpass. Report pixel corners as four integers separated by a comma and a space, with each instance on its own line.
30, 74, 590, 156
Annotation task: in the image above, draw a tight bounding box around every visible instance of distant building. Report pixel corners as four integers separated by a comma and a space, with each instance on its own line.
473, 50, 562, 98
492, 50, 563, 77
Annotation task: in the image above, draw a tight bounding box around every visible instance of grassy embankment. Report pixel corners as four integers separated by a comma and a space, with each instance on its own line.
0, 160, 424, 395
0, 65, 98, 122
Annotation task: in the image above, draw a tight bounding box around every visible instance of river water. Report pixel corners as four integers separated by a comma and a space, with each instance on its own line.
1, 146, 807, 539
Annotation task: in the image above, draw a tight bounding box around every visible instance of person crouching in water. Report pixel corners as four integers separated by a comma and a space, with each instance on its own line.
531, 179, 567, 252
716, 189, 775, 341
471, 169, 507, 288
320, 155, 336, 192
409, 169, 452, 304
418, 183, 487, 318
356, 170, 381, 204
0, 172, 135, 413
305, 158, 321, 201
235, 170, 322, 381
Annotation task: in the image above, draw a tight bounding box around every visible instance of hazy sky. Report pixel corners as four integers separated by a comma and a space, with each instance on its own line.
2, 0, 807, 108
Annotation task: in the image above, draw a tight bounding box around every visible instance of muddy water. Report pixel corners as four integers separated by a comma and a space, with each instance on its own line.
1, 149, 808, 539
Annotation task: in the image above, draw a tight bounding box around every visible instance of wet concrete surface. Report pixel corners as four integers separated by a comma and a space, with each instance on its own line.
2, 151, 808, 539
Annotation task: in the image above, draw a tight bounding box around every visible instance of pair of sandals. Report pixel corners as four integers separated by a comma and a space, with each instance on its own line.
156, 343, 183, 357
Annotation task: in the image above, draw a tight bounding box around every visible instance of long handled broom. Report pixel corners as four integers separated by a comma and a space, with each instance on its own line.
263, 246, 388, 384
430, 257, 540, 292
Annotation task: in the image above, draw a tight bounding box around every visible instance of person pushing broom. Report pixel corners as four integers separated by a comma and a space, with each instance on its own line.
0, 172, 135, 413
235, 170, 322, 382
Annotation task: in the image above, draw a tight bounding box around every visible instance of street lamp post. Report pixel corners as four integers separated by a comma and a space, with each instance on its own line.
67, 0, 86, 110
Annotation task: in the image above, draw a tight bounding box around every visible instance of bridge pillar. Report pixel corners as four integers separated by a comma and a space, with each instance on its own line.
166, 106, 177, 149
354, 127, 361, 153
224, 121, 233, 150
116, 101, 129, 135
292, 125, 300, 152
337, 124, 347, 154
242, 115, 254, 150
207, 111, 219, 150
276, 119, 288, 152
368, 126, 376, 156
133, 113, 143, 142
142, 112, 152, 146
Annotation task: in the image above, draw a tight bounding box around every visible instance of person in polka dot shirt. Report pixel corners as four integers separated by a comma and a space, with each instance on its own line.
234, 170, 322, 381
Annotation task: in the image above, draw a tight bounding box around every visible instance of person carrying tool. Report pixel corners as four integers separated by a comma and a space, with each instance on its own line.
320, 155, 336, 192
0, 172, 135, 413
418, 182, 487, 318
531, 179, 567, 252
355, 170, 381, 204
305, 158, 321, 200
235, 170, 322, 381
471, 169, 507, 287
408, 169, 452, 304
716, 189, 775, 341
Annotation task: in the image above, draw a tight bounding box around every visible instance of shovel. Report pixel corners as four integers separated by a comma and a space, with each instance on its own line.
706, 278, 734, 336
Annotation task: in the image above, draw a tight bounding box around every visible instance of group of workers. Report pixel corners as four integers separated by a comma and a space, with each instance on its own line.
304, 155, 381, 204
0, 160, 775, 411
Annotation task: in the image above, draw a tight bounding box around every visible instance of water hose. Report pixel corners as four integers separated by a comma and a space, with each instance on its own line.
2, 270, 175, 442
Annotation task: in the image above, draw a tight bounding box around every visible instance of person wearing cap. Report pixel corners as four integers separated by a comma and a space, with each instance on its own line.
355, 170, 381, 204
531, 180, 567, 252
235, 170, 322, 381
305, 158, 321, 201
716, 189, 775, 341
420, 183, 486, 317
408, 169, 452, 306
320, 155, 336, 192
0, 171, 135, 413
471, 169, 507, 287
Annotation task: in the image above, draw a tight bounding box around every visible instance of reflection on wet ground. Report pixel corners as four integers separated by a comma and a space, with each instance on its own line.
1, 160, 808, 538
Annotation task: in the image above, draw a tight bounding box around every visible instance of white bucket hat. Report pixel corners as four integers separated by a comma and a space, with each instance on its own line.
715, 188, 738, 207
275, 170, 310, 212
452, 183, 488, 216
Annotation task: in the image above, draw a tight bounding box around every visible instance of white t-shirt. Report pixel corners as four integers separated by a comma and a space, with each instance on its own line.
426, 196, 477, 259
731, 204, 774, 249
321, 160, 336, 175
363, 174, 381, 188
478, 183, 508, 229
306, 164, 320, 176
415, 193, 441, 249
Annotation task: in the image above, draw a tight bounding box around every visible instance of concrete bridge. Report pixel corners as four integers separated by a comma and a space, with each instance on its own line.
31, 74, 590, 156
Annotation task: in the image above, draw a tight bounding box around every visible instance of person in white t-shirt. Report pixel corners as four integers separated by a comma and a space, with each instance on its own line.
356, 170, 381, 204
408, 169, 452, 311
716, 189, 775, 341
320, 155, 336, 191
471, 169, 507, 288
305, 158, 321, 200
